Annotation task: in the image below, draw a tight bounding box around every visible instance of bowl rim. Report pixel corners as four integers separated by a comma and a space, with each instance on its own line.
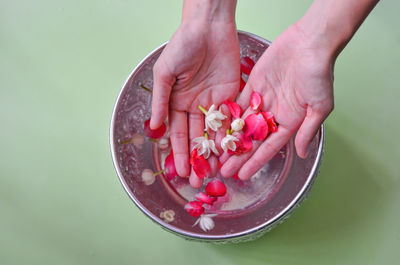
109, 30, 325, 241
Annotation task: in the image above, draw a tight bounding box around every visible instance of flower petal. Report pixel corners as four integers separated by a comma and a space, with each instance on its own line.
221, 135, 239, 152
209, 140, 219, 156
143, 119, 166, 139
195, 192, 217, 205
231, 118, 245, 132
190, 149, 211, 179
250, 91, 262, 111
262, 111, 278, 133
205, 179, 227, 197
193, 136, 206, 144
244, 113, 269, 141
184, 201, 205, 217
228, 133, 252, 155
164, 150, 178, 181
141, 169, 156, 185
240, 56, 255, 75
199, 215, 215, 232
223, 100, 242, 119
207, 104, 216, 113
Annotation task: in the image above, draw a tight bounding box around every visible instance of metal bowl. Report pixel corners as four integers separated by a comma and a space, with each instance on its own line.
109, 30, 324, 243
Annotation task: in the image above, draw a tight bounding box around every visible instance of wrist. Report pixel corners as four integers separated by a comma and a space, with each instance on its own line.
296, 0, 379, 61
296, 11, 350, 62
182, 0, 237, 24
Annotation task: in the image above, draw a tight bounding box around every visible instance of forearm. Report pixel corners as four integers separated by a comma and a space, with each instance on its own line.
297, 0, 379, 59
182, 0, 237, 24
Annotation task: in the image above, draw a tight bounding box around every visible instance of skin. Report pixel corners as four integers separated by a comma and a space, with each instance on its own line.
151, 0, 379, 186
150, 0, 239, 187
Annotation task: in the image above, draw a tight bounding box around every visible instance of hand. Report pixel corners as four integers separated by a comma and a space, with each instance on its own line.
220, 22, 335, 180
150, 10, 240, 187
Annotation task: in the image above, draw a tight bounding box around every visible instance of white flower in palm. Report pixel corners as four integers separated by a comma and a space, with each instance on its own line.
231, 118, 245, 132
221, 134, 239, 152
193, 135, 219, 159
193, 214, 217, 232
200, 104, 227, 132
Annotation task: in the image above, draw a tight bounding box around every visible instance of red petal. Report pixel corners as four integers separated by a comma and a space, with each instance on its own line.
190, 149, 211, 179
240, 77, 246, 92
195, 192, 217, 205
238, 133, 253, 153
262, 112, 278, 133
218, 161, 223, 169
244, 113, 269, 141
232, 173, 239, 179
250, 91, 262, 111
164, 150, 177, 181
227, 133, 253, 155
184, 201, 205, 217
143, 119, 166, 139
223, 100, 242, 119
205, 179, 227, 197
240, 56, 255, 75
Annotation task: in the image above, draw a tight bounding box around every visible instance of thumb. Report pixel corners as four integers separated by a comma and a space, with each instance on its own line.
150, 60, 175, 129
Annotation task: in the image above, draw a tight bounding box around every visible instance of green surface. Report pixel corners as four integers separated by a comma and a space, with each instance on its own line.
1, 0, 399, 264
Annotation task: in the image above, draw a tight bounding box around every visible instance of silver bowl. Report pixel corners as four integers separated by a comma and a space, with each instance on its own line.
109, 30, 324, 243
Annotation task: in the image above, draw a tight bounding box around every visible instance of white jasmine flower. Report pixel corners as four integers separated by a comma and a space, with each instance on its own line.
141, 169, 156, 185
158, 138, 169, 151
221, 134, 239, 152
124, 133, 144, 148
193, 214, 217, 232
203, 104, 227, 132
193, 136, 219, 159
160, 209, 175, 223
231, 118, 245, 132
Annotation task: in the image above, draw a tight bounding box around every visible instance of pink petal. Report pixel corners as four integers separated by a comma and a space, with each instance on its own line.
244, 113, 269, 141
205, 179, 227, 197
184, 201, 205, 217
195, 192, 217, 205
240, 77, 246, 92
223, 100, 242, 119
143, 119, 166, 139
164, 150, 178, 181
250, 91, 262, 111
190, 149, 211, 179
262, 111, 278, 133
240, 56, 255, 75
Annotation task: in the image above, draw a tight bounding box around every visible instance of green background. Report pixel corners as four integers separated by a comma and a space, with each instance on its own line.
1, 0, 399, 264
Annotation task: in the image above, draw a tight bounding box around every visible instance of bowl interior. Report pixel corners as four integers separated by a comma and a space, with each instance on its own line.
110, 31, 323, 240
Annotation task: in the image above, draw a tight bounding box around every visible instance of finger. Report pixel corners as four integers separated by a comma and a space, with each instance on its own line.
150, 59, 176, 129
219, 152, 231, 165
236, 81, 254, 110
238, 126, 292, 180
215, 104, 231, 155
189, 113, 204, 149
169, 110, 190, 177
189, 171, 203, 189
189, 154, 219, 189
208, 156, 219, 178
188, 112, 204, 188
295, 107, 331, 158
